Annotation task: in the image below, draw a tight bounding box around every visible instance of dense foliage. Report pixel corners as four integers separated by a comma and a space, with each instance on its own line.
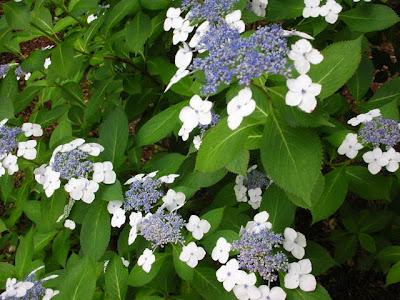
0, 0, 399, 299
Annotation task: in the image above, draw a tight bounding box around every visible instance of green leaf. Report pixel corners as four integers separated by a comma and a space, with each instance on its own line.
201, 207, 225, 235
52, 230, 70, 267
307, 242, 336, 276
58, 256, 97, 300
22, 201, 42, 224
311, 167, 348, 223
136, 102, 187, 146
99, 107, 129, 168
363, 77, 400, 110
333, 233, 358, 263
68, 0, 98, 16
31, 7, 54, 35
105, 255, 129, 300
177, 167, 227, 190
347, 56, 374, 100
286, 285, 331, 300
33, 230, 57, 253
225, 149, 249, 175
104, 0, 140, 32
0, 72, 17, 119
140, 0, 169, 10
128, 253, 168, 287
0, 218, 6, 233
377, 246, 400, 263
3, 2, 31, 30
14, 86, 41, 113
80, 201, 111, 261
359, 233, 376, 253
192, 267, 236, 300
341, 4, 400, 33
126, 11, 151, 55
260, 112, 322, 204
47, 43, 77, 81
346, 166, 391, 201
266, 0, 304, 20
98, 180, 124, 201
387, 261, 400, 286
358, 210, 392, 233
172, 245, 194, 280
196, 118, 262, 172
39, 189, 66, 232
15, 230, 34, 278
84, 79, 113, 126
309, 36, 362, 100
143, 153, 186, 176
0, 263, 15, 286
260, 185, 296, 232
49, 116, 72, 148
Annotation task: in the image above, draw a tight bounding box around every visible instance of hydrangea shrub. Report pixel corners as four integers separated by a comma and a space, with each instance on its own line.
0, 0, 399, 299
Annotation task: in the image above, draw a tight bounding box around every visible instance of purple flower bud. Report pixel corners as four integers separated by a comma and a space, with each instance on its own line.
51, 149, 93, 180
140, 209, 185, 248
191, 23, 290, 95
232, 228, 288, 282
124, 178, 165, 213
0, 125, 21, 157
359, 117, 400, 148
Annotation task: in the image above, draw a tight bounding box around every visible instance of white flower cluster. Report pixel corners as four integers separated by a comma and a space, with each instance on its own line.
248, 0, 269, 17
0, 120, 42, 178
132, 213, 210, 272
107, 171, 180, 229
1, 267, 59, 300
303, 0, 343, 24
284, 259, 316, 292
283, 227, 307, 260
179, 94, 212, 143
107, 170, 213, 273
338, 109, 400, 175
227, 87, 256, 130
286, 39, 323, 113
34, 138, 116, 204
164, 7, 257, 132
234, 165, 271, 209
212, 212, 316, 300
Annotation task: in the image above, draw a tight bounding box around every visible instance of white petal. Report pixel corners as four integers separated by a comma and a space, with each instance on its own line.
285, 91, 302, 106
284, 273, 300, 289
299, 274, 317, 292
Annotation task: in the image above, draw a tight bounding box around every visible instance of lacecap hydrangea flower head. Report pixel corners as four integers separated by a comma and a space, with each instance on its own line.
106, 171, 211, 273
34, 138, 116, 200
212, 211, 317, 300
0, 266, 59, 300
234, 165, 272, 209
0, 119, 42, 178
164, 0, 324, 145
338, 109, 400, 175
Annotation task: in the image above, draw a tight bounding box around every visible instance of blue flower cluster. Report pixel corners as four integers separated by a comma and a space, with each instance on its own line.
19, 275, 46, 300
0, 125, 21, 157
232, 228, 288, 282
140, 209, 185, 248
191, 23, 289, 95
0, 64, 29, 80
0, 64, 9, 78
51, 149, 93, 180
359, 117, 400, 148
124, 177, 165, 213
246, 168, 271, 190
181, 0, 238, 21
